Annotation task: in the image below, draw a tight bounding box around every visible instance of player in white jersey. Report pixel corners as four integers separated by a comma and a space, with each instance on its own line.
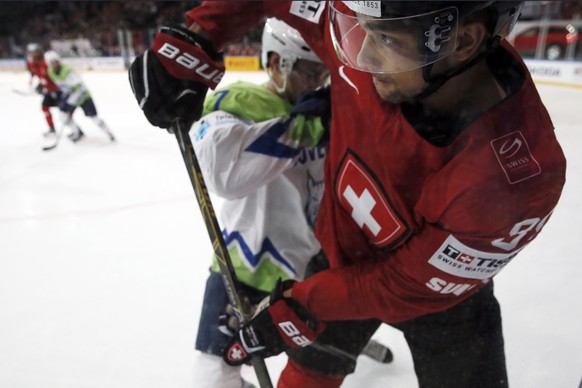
44, 50, 115, 143
190, 18, 329, 388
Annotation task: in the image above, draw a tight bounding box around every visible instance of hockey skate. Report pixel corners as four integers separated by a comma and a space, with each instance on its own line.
103, 128, 116, 142
68, 128, 85, 143
94, 118, 115, 142
43, 128, 56, 138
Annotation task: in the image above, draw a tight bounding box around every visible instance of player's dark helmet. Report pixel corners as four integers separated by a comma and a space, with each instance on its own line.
329, 1, 524, 74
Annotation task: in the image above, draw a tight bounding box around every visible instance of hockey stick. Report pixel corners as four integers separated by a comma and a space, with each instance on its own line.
172, 119, 274, 388
362, 339, 393, 364
172, 119, 392, 374
11, 88, 37, 96
42, 122, 67, 151
310, 338, 393, 365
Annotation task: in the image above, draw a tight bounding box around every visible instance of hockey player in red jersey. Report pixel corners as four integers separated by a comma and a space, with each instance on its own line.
26, 43, 61, 137
129, 2, 567, 387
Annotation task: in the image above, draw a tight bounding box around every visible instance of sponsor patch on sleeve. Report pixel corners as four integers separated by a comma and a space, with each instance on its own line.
428, 235, 518, 280
289, 1, 326, 23
491, 131, 541, 184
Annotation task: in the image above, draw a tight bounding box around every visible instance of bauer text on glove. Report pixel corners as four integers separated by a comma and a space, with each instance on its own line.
222, 279, 325, 366
128, 24, 225, 129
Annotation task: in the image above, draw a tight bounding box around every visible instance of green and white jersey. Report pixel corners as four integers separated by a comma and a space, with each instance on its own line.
191, 81, 326, 292
47, 63, 90, 107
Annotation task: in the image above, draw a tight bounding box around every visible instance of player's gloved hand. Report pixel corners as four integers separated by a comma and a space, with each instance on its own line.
218, 303, 238, 337
34, 83, 44, 95
288, 85, 331, 147
218, 297, 252, 338
59, 94, 70, 111
128, 24, 225, 130
222, 279, 325, 366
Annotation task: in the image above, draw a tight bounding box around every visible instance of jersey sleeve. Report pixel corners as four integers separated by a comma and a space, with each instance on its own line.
293, 224, 511, 322
191, 112, 304, 199
26, 61, 34, 76
293, 189, 561, 323
191, 82, 306, 200
292, 130, 566, 323
186, 1, 268, 49
186, 1, 328, 60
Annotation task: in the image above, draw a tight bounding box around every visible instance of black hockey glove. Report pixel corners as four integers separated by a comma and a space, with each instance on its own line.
222, 279, 325, 366
34, 83, 44, 95
48, 91, 60, 100
288, 85, 331, 147
128, 25, 225, 130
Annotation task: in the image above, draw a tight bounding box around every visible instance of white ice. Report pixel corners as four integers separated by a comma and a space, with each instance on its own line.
0, 69, 580, 388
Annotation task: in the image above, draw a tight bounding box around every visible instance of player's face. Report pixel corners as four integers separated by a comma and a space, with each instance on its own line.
30, 50, 43, 63
287, 59, 329, 103
48, 61, 60, 72
356, 26, 429, 103
369, 68, 428, 104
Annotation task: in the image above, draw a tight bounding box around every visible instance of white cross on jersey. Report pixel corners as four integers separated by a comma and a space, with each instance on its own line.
336, 153, 409, 248
343, 185, 381, 236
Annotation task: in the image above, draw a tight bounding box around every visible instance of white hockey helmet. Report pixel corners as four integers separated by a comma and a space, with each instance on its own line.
44, 50, 61, 64
261, 18, 322, 74
26, 43, 42, 53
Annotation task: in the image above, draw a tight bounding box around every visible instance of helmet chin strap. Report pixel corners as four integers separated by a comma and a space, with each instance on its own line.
268, 68, 288, 95
268, 57, 295, 95
413, 36, 502, 102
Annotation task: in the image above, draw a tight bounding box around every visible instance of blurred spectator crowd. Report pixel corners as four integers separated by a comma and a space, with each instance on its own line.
0, 1, 264, 59
1, 1, 580, 60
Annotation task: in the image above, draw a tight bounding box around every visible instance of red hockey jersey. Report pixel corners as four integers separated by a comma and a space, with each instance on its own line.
27, 57, 59, 93
187, 2, 566, 323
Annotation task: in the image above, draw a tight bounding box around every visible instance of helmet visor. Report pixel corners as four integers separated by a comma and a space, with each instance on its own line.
329, 1, 459, 73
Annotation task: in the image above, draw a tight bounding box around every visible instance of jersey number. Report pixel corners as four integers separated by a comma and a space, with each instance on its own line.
492, 211, 553, 251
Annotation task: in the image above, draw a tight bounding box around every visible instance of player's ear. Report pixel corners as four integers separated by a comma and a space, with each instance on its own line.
454, 21, 488, 62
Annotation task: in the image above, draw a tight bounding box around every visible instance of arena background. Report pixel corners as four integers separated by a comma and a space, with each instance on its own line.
1, 2, 581, 388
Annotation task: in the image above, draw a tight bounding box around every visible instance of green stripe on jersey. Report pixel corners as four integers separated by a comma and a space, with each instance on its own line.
203, 81, 292, 120
211, 246, 293, 293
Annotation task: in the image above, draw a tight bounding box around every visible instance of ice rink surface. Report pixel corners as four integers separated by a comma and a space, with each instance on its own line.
0, 69, 581, 388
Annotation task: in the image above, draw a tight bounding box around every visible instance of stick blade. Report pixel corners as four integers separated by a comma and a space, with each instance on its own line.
42, 143, 58, 151
362, 339, 394, 364
11, 88, 36, 96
